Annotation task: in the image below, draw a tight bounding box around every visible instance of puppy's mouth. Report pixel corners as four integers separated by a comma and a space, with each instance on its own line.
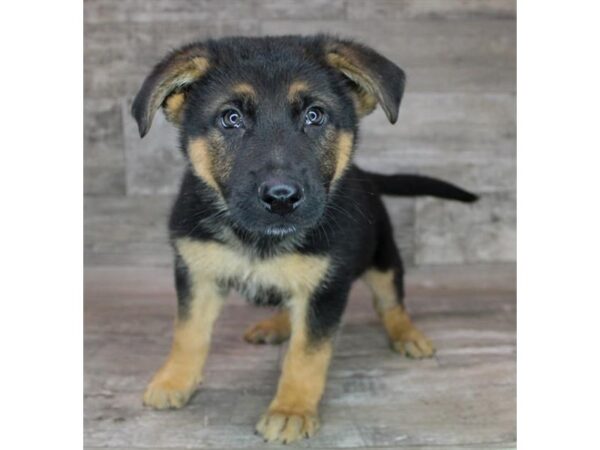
263, 224, 298, 238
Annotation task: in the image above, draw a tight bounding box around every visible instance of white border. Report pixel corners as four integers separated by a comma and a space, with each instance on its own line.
519, 0, 600, 448
0, 1, 82, 449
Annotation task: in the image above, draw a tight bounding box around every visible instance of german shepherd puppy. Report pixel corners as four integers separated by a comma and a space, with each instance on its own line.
132, 35, 477, 444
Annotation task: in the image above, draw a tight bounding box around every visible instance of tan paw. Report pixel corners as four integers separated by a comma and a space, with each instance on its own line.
243, 314, 290, 345
143, 375, 198, 410
392, 330, 436, 359
255, 409, 320, 444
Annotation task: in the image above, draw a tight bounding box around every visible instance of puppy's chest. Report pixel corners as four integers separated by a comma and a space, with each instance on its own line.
226, 279, 286, 306
175, 238, 330, 301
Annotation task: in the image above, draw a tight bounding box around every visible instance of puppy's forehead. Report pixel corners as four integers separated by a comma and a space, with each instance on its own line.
215, 36, 317, 68
209, 42, 330, 95
227, 77, 314, 100
225, 64, 324, 94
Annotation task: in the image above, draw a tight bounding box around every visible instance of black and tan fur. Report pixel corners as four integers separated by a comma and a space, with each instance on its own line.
132, 35, 478, 443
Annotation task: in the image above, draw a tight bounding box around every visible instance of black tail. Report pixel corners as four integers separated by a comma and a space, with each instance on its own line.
365, 171, 479, 203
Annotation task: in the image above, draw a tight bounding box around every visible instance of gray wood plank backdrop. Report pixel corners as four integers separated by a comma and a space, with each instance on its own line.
84, 0, 516, 268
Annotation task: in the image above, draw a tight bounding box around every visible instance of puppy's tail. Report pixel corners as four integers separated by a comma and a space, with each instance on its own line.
364, 171, 479, 203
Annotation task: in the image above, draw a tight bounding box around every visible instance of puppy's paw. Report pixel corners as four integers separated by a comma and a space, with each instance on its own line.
255, 409, 319, 444
243, 315, 290, 345
143, 375, 198, 410
392, 329, 436, 359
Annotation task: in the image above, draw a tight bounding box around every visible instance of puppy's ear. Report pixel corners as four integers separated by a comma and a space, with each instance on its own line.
131, 44, 210, 137
325, 39, 405, 123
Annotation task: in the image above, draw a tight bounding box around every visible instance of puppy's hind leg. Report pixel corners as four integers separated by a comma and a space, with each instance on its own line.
363, 215, 435, 359
363, 268, 435, 358
244, 309, 291, 345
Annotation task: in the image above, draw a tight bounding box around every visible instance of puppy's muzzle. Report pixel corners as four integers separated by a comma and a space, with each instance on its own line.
258, 180, 304, 216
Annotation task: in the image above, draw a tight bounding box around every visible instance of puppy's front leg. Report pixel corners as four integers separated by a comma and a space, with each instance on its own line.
256, 286, 348, 443
143, 255, 225, 409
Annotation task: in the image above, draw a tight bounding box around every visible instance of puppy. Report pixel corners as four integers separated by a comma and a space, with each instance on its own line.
132, 35, 477, 444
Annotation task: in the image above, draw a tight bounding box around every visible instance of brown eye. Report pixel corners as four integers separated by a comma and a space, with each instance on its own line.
220, 109, 243, 129
304, 106, 326, 126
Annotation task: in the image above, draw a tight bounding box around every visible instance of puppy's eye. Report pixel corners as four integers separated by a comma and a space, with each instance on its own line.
220, 109, 244, 129
304, 107, 326, 126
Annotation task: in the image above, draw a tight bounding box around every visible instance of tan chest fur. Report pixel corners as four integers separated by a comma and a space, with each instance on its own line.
175, 237, 330, 298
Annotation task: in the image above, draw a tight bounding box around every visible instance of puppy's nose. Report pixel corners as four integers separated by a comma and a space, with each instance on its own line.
258, 180, 304, 216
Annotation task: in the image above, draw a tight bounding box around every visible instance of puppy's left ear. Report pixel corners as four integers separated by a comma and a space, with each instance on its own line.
325, 39, 406, 124
131, 43, 210, 138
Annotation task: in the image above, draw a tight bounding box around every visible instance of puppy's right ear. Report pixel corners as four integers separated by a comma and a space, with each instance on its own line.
131, 43, 210, 138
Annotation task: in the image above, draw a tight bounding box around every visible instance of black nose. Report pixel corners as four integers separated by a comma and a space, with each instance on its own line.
258, 181, 304, 216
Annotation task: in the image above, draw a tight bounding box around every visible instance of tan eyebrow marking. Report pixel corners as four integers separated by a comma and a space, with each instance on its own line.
232, 82, 256, 97
287, 81, 310, 102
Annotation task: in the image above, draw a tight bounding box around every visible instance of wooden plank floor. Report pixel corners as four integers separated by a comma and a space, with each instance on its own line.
84, 264, 516, 449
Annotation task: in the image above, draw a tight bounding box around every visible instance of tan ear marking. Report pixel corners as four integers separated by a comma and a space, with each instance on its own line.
326, 53, 376, 92
163, 92, 186, 124
327, 52, 380, 118
148, 56, 209, 124
132, 49, 210, 137
351, 88, 378, 118
325, 41, 405, 124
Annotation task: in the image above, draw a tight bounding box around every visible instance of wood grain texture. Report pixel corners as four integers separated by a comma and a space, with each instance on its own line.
85, 99, 126, 195
84, 0, 347, 24
84, 265, 516, 449
345, 0, 516, 21
84, 195, 173, 267
415, 192, 516, 264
